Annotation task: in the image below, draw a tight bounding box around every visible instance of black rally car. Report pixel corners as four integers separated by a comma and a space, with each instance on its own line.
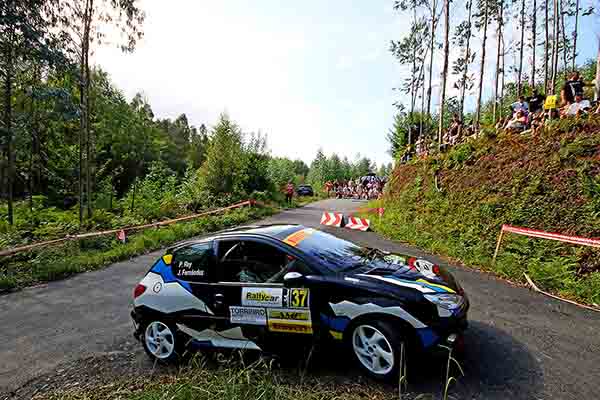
131, 224, 468, 379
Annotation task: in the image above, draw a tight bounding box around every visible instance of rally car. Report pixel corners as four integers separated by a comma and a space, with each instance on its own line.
131, 224, 468, 380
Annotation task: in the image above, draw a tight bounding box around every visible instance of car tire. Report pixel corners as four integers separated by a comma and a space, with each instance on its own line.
141, 320, 185, 364
348, 320, 404, 381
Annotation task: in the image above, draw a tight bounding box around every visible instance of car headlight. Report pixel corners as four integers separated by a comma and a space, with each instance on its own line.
424, 294, 464, 310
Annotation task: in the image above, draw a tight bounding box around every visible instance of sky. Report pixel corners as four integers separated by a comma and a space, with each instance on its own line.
95, 0, 599, 167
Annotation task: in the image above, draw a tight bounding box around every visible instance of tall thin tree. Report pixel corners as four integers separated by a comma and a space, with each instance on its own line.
544, 0, 550, 92
438, 0, 450, 146
530, 0, 537, 89
572, 0, 579, 69
493, 0, 505, 122
475, 0, 490, 129
517, 0, 526, 95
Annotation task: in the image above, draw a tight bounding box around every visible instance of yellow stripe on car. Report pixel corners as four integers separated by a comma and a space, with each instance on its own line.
329, 330, 343, 340
416, 279, 456, 293
162, 254, 173, 265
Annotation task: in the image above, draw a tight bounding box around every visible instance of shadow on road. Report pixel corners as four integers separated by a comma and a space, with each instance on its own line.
269, 320, 543, 400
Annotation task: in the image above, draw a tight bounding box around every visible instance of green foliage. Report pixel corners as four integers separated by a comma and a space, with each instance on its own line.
0, 206, 274, 292
372, 123, 600, 305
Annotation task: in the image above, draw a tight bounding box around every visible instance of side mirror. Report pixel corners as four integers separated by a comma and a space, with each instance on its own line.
283, 271, 304, 286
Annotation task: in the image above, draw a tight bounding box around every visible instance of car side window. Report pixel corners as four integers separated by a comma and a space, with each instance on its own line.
171, 242, 214, 282
217, 240, 290, 283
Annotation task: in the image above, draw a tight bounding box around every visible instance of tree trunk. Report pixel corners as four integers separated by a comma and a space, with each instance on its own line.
517, 0, 526, 96
572, 0, 579, 70
130, 177, 137, 212
78, 54, 85, 224
500, 37, 506, 119
560, 0, 568, 76
531, 0, 537, 89
493, 1, 504, 123
4, 25, 14, 225
544, 0, 549, 92
595, 39, 600, 101
85, 47, 92, 218
475, 1, 489, 129
550, 0, 559, 93
426, 0, 437, 117
438, 0, 450, 147
459, 0, 473, 117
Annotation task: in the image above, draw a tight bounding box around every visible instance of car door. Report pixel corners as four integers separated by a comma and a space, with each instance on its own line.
213, 237, 317, 351
168, 241, 226, 334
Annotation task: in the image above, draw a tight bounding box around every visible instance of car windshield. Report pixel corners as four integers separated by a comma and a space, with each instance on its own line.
294, 229, 378, 274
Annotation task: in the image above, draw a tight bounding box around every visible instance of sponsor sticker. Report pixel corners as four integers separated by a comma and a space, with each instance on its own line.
268, 308, 310, 321
242, 287, 283, 307
267, 320, 313, 334
229, 306, 267, 325
414, 259, 437, 279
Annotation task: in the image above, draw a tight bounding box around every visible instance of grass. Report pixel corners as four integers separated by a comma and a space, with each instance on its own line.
0, 205, 275, 292
34, 356, 392, 400
368, 119, 600, 305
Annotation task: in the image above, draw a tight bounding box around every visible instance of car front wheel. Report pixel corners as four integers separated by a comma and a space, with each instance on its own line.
142, 320, 182, 364
350, 321, 400, 380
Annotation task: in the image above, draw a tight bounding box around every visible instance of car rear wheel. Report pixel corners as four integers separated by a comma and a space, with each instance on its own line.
142, 320, 182, 363
350, 321, 400, 380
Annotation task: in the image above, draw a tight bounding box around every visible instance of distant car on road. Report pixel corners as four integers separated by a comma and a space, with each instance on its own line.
296, 184, 314, 196
131, 225, 469, 380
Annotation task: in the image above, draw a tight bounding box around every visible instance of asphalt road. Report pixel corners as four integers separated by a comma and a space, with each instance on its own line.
1, 199, 600, 399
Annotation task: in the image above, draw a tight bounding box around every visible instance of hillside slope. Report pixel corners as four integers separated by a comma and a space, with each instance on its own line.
373, 118, 600, 304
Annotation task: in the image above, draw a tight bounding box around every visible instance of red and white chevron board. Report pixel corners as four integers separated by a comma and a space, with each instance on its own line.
320, 212, 343, 227
345, 216, 370, 231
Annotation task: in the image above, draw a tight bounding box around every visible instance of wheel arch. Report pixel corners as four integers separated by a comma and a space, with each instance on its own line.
342, 312, 420, 348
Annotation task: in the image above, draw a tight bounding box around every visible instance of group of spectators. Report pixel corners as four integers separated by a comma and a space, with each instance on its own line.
324, 176, 386, 200
499, 71, 599, 135
402, 70, 599, 162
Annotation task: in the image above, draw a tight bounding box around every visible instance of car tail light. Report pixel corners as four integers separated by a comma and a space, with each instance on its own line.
433, 265, 441, 275
133, 284, 146, 299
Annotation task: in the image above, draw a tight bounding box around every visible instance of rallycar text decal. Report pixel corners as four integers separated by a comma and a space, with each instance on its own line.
242, 287, 283, 307
229, 306, 267, 325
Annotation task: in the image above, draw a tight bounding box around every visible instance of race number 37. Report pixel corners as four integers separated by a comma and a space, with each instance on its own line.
289, 288, 309, 308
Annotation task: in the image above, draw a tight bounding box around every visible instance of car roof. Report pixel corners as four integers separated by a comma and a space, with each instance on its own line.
217, 224, 305, 240
166, 224, 305, 254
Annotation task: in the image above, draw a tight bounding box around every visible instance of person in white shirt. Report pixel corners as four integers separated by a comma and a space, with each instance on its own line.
566, 94, 591, 116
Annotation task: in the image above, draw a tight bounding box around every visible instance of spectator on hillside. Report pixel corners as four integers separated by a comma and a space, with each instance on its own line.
324, 181, 333, 197
504, 109, 528, 132
564, 94, 592, 117
560, 71, 591, 106
444, 113, 463, 146
511, 96, 529, 114
595, 102, 600, 115
528, 88, 545, 114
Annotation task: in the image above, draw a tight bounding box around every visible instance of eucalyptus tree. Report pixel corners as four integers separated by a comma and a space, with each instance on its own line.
391, 1, 428, 145
60, 0, 145, 222
517, 0, 526, 95
530, 0, 538, 89
544, 0, 550, 91
437, 0, 450, 146
493, 0, 505, 122
452, 0, 475, 117
0, 0, 67, 224
474, 0, 493, 129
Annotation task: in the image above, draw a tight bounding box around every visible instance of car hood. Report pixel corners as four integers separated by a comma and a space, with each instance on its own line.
347, 253, 462, 295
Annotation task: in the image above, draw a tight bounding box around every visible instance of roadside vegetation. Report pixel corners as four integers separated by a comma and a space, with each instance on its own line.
372, 117, 600, 305
31, 355, 392, 400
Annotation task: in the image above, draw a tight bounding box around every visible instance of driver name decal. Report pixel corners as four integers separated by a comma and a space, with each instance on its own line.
242, 287, 283, 307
